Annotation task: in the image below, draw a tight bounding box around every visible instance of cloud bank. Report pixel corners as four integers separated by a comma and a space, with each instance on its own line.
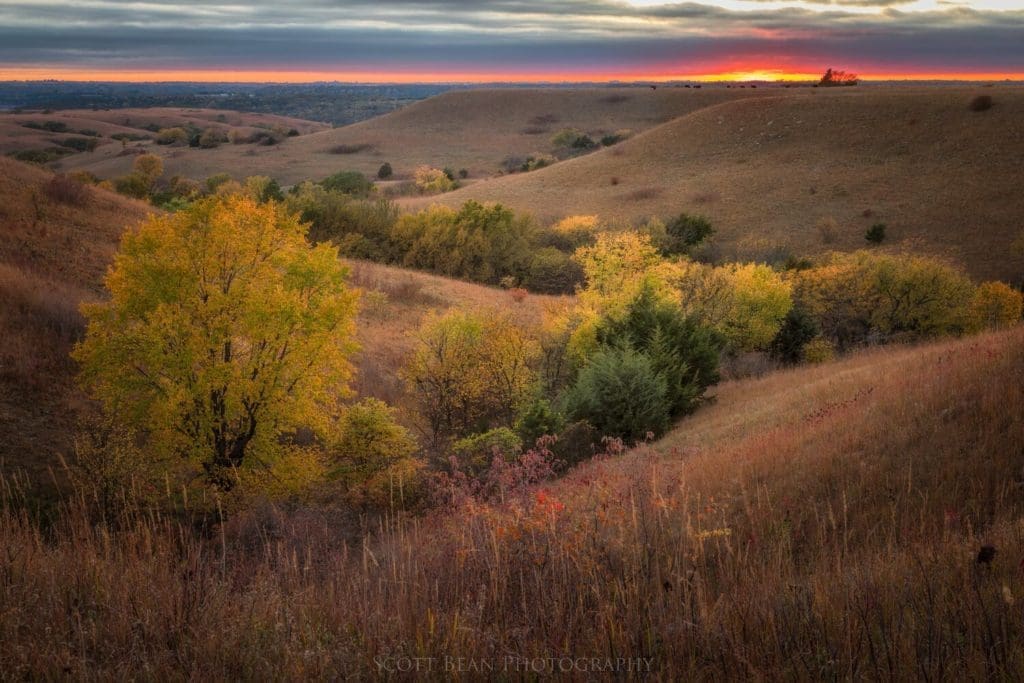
0, 0, 1021, 79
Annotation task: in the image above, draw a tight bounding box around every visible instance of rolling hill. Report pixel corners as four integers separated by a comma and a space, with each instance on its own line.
3, 320, 1020, 677
0, 107, 329, 158
412, 86, 1024, 282
0, 158, 557, 481
50, 87, 776, 186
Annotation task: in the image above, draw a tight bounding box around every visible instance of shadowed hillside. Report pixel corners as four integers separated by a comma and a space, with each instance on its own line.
415, 86, 1024, 282
0, 107, 329, 157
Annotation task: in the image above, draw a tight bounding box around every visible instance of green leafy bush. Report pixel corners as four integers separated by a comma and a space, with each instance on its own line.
865, 223, 886, 244
663, 213, 714, 255
451, 428, 523, 474
769, 306, 820, 364
320, 170, 373, 197
596, 285, 721, 417
330, 398, 423, 509
564, 345, 670, 442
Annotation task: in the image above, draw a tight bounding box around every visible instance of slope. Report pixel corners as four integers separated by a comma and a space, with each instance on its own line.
414, 86, 1024, 282
0, 158, 558, 482
2, 322, 1021, 677
54, 87, 776, 186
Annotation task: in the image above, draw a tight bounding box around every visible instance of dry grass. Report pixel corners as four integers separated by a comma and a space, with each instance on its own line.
345, 259, 563, 417
54, 88, 772, 186
417, 86, 1024, 282
0, 158, 150, 479
0, 108, 327, 158
1, 327, 1021, 678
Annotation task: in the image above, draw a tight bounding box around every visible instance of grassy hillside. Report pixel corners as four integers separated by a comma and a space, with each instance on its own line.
0, 158, 556, 480
54, 87, 774, 186
2, 324, 1020, 677
416, 86, 1024, 282
0, 158, 150, 479
0, 107, 328, 157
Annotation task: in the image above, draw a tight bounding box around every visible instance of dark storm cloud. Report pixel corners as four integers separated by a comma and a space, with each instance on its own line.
0, 0, 1021, 74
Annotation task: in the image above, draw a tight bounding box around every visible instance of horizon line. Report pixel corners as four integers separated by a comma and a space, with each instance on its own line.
2, 67, 1024, 86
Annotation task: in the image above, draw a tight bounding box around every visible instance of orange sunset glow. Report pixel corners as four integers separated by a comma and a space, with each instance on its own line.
2, 66, 1021, 84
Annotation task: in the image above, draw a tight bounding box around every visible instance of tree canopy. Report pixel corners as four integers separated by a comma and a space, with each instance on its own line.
74, 194, 359, 489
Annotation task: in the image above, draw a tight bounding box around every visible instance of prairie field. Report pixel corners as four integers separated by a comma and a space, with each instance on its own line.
1, 79, 1023, 681
414, 86, 1024, 282
2, 327, 1021, 678
48, 88, 773, 185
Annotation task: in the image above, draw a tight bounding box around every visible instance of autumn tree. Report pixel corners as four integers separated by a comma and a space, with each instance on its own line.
794, 251, 975, 347
330, 398, 424, 508
404, 309, 539, 449
74, 194, 359, 490
968, 281, 1023, 331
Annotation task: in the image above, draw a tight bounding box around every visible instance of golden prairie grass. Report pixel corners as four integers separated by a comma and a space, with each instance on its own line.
55, 87, 772, 187
2, 327, 1021, 678
420, 86, 1024, 283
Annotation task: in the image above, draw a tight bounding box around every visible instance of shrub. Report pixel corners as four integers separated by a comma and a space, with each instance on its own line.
57, 137, 99, 152
44, 173, 92, 205
551, 128, 596, 153
414, 166, 458, 194
110, 132, 149, 142
595, 284, 721, 417
11, 147, 73, 164
451, 428, 523, 474
155, 127, 189, 145
393, 201, 535, 284
543, 215, 600, 251
330, 143, 373, 154
329, 398, 423, 509
563, 345, 669, 442
198, 128, 228, 149
794, 251, 975, 348
205, 172, 232, 193
320, 170, 373, 197
717, 263, 793, 352
550, 420, 598, 467
244, 175, 284, 203
286, 183, 398, 258
769, 305, 820, 364
113, 173, 152, 199
969, 95, 994, 112
523, 247, 584, 294
662, 213, 714, 255
515, 397, 566, 448
865, 223, 886, 244
816, 217, 840, 244
969, 281, 1022, 330
458, 168, 469, 179
377, 162, 393, 179
803, 337, 836, 363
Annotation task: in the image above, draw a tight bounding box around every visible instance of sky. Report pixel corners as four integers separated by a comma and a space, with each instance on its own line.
0, 0, 1022, 82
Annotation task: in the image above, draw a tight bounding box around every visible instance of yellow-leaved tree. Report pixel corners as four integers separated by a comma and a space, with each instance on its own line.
73, 194, 359, 490
404, 308, 539, 449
